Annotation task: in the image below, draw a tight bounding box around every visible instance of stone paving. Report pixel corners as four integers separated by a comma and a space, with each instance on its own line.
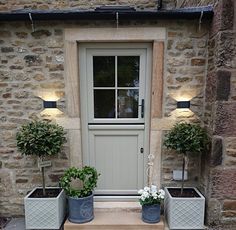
3, 218, 64, 230
3, 218, 25, 230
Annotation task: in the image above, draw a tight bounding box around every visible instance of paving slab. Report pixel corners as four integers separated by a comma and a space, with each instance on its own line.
3, 218, 25, 230
3, 218, 64, 230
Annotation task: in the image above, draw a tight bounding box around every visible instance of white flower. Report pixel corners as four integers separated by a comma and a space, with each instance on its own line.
138, 189, 144, 195
141, 195, 146, 201
151, 185, 157, 193
142, 191, 149, 198
152, 192, 158, 199
144, 186, 150, 192
159, 189, 165, 196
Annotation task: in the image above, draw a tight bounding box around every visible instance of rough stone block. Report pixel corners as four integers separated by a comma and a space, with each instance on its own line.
215, 31, 235, 69
191, 58, 206, 66
223, 200, 236, 211
214, 102, 236, 136
0, 30, 11, 37
31, 30, 52, 39
210, 136, 223, 166
24, 55, 43, 67
1, 47, 14, 53
175, 38, 193, 50
15, 32, 28, 38
205, 71, 216, 103
210, 168, 236, 199
206, 198, 221, 226
216, 70, 231, 101
225, 137, 236, 149
210, 0, 234, 36
222, 211, 236, 218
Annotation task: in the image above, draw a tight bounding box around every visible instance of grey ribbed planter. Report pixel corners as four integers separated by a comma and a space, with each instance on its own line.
24, 187, 66, 229
68, 193, 94, 223
164, 187, 205, 230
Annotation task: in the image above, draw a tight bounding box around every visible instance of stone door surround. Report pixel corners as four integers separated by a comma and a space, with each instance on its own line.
59, 27, 166, 187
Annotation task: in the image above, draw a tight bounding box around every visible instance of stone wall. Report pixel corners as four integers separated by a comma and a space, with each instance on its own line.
202, 0, 236, 228
0, 17, 210, 216
0, 0, 160, 12
161, 23, 209, 187
0, 22, 70, 216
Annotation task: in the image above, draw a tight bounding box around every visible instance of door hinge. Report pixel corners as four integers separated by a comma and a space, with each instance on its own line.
140, 148, 144, 154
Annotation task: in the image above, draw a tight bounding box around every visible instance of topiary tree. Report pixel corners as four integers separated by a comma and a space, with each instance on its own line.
163, 122, 208, 195
16, 120, 66, 196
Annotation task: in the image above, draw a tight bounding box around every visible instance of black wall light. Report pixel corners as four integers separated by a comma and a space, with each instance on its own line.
177, 101, 190, 109
43, 101, 57, 108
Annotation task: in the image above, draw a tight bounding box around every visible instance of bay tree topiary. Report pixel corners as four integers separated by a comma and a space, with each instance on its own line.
16, 120, 66, 196
163, 122, 208, 195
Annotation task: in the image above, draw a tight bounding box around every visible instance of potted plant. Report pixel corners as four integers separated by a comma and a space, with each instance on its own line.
163, 122, 209, 230
16, 120, 67, 229
60, 166, 100, 223
138, 185, 165, 223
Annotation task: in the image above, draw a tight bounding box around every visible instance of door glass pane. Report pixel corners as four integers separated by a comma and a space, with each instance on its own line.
94, 90, 115, 118
118, 90, 139, 118
117, 56, 139, 87
93, 56, 115, 87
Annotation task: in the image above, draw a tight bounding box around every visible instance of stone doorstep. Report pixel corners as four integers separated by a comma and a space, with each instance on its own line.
64, 202, 166, 229
64, 211, 165, 230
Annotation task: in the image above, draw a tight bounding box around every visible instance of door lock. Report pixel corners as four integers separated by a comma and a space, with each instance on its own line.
140, 148, 144, 154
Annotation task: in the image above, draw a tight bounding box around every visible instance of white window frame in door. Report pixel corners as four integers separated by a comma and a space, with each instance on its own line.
86, 47, 146, 124
79, 43, 152, 191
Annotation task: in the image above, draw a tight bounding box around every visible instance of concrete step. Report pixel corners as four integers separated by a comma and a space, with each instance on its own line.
64, 211, 164, 230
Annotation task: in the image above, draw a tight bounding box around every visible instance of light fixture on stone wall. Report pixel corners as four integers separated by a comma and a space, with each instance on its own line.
177, 101, 190, 109
43, 100, 57, 109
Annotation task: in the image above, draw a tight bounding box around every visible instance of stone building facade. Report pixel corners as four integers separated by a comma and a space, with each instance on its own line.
0, 0, 235, 229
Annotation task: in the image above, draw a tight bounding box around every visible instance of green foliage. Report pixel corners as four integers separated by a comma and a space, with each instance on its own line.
60, 166, 100, 198
16, 120, 66, 157
164, 122, 208, 155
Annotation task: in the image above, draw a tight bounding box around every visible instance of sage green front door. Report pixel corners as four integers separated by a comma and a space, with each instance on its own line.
79, 43, 152, 195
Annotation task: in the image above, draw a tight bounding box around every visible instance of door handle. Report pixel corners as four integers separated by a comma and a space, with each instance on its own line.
139, 99, 144, 118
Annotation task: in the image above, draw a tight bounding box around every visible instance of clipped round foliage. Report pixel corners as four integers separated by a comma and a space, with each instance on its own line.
16, 120, 66, 157
164, 122, 208, 155
60, 166, 100, 198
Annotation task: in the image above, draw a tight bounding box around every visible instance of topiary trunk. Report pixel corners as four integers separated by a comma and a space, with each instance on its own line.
181, 154, 186, 195
40, 156, 46, 196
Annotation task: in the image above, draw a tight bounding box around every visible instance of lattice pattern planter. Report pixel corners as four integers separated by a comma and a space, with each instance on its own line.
164, 187, 205, 230
24, 187, 66, 229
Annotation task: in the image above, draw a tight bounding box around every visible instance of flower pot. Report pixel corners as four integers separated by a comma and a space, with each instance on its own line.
68, 193, 94, 223
164, 187, 205, 229
142, 204, 160, 223
24, 187, 66, 229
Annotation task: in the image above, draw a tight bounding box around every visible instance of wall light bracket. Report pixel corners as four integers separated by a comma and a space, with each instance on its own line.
177, 101, 190, 109
43, 101, 57, 109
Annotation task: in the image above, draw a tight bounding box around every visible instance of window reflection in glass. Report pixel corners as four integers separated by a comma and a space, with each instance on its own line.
94, 90, 115, 118
118, 56, 139, 87
118, 90, 139, 118
93, 56, 115, 87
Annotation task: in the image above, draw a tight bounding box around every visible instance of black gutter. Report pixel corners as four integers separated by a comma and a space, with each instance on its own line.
0, 6, 213, 21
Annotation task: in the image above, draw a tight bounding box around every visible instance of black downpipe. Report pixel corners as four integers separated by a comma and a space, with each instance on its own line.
157, 0, 163, 10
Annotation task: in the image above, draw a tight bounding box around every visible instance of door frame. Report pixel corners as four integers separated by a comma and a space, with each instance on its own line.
79, 43, 152, 190
64, 27, 165, 189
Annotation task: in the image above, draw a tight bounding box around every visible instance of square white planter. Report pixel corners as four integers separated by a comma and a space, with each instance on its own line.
164, 187, 205, 230
24, 187, 66, 229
